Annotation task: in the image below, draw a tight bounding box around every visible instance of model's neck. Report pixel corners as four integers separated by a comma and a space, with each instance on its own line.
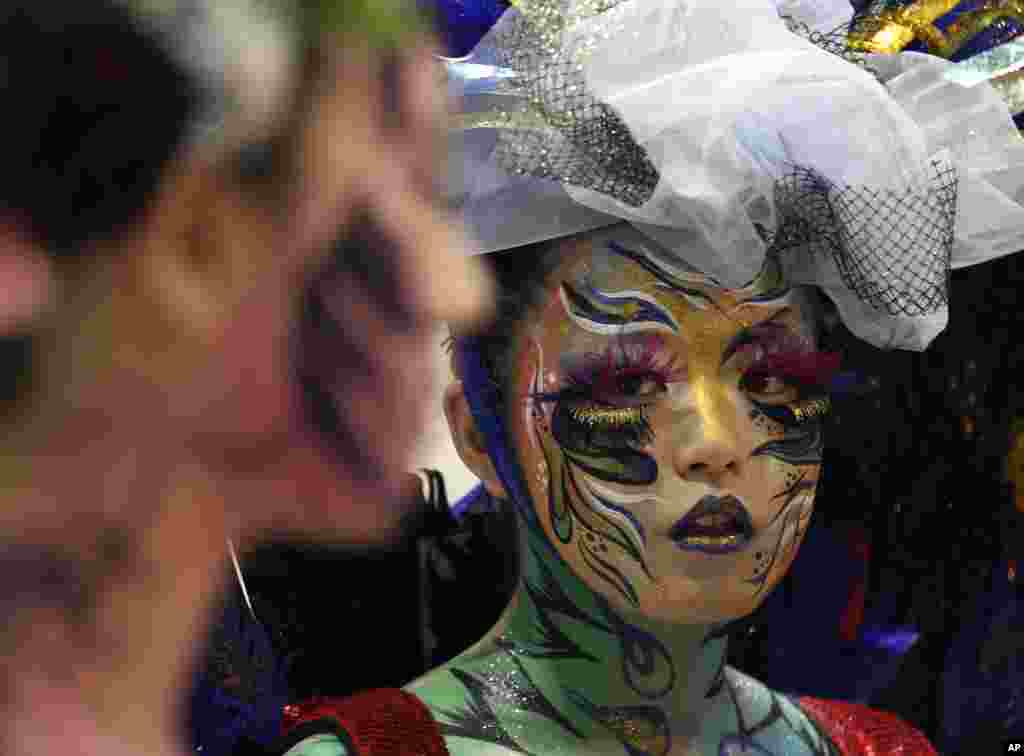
494, 502, 728, 739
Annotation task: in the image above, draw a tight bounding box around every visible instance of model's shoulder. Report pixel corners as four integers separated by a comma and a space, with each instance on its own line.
409, 650, 584, 756
407, 662, 523, 756
712, 667, 839, 756
405, 655, 487, 714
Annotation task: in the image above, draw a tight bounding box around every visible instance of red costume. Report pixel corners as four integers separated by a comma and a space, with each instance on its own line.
282, 691, 937, 756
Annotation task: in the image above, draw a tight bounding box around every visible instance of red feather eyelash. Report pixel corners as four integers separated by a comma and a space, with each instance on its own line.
744, 349, 842, 387
536, 334, 842, 408
565, 335, 685, 403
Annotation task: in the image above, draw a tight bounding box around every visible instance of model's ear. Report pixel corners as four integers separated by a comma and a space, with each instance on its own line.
444, 380, 508, 499
0, 222, 54, 333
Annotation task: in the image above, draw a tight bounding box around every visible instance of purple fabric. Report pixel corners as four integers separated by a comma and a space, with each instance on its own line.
422, 0, 510, 58
453, 337, 541, 532
452, 483, 489, 519
187, 591, 289, 755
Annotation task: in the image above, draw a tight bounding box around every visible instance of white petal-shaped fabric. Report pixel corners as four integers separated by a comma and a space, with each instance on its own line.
447, 0, 1024, 351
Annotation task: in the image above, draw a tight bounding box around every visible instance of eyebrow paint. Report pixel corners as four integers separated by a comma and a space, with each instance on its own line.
560, 281, 680, 336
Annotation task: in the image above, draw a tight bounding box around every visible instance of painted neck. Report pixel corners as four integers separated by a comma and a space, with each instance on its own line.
497, 499, 728, 728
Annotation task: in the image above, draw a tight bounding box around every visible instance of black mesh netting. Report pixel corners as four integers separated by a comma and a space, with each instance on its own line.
767, 159, 959, 317
781, 14, 884, 80
482, 1, 959, 316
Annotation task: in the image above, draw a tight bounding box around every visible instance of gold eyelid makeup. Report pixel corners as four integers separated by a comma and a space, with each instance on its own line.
789, 397, 831, 424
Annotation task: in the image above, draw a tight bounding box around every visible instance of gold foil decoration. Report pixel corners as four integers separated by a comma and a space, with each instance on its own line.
941, 1, 1024, 57
848, 0, 960, 54
849, 0, 1024, 58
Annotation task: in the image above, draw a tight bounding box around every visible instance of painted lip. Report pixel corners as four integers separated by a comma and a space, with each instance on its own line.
669, 495, 755, 554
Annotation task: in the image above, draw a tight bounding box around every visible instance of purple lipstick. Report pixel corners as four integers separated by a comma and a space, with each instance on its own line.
669, 495, 754, 554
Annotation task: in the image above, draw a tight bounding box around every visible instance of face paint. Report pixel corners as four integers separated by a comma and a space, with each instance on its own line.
509, 235, 833, 623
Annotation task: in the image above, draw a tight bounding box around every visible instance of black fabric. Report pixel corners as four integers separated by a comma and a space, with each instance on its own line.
868, 630, 946, 739
1, 0, 199, 255
425, 487, 518, 668
240, 476, 514, 700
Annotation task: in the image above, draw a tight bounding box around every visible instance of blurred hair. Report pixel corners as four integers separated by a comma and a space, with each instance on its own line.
449, 238, 562, 400
0, 0, 202, 414
1, 0, 201, 259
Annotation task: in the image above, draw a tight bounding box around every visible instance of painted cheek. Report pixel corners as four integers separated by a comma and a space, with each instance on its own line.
664, 381, 694, 411
523, 341, 552, 445
749, 408, 786, 438
518, 341, 558, 514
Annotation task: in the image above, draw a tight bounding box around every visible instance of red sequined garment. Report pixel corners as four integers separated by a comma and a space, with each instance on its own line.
799, 697, 937, 755
282, 691, 936, 755
282, 689, 450, 756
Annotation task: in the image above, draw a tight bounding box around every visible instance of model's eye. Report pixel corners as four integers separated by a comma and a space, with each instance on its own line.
741, 372, 800, 404
591, 368, 668, 407
615, 374, 665, 402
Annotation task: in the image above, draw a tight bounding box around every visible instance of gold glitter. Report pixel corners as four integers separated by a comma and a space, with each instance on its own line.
570, 404, 645, 427
676, 533, 744, 547
604, 713, 670, 756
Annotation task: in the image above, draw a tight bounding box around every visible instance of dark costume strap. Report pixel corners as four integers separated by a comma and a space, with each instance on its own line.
799, 696, 937, 756
280, 689, 450, 756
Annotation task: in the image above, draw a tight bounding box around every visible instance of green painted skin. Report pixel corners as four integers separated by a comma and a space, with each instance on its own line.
284, 503, 838, 756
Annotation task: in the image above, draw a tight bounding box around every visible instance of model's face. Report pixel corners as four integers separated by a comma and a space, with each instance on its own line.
508, 234, 834, 623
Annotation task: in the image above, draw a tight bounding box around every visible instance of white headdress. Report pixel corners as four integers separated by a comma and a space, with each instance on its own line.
446, 0, 1024, 350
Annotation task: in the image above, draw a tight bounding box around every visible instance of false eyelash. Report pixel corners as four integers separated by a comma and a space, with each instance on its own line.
553, 401, 655, 449
754, 395, 832, 426
569, 404, 647, 428
788, 396, 831, 423
744, 349, 842, 390
569, 340, 683, 402
531, 338, 682, 408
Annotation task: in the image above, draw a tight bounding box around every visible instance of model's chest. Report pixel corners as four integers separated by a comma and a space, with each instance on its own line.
431, 667, 835, 756
440, 704, 836, 756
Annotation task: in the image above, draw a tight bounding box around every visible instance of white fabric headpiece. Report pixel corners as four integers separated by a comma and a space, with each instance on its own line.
447, 0, 1024, 351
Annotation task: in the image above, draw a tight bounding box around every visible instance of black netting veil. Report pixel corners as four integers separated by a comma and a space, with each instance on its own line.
767, 159, 958, 317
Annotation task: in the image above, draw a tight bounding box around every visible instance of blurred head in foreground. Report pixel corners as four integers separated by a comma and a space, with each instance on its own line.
0, 0, 491, 752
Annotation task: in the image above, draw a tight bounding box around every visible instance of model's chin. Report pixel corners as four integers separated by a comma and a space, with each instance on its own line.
638, 597, 766, 626
626, 577, 775, 626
